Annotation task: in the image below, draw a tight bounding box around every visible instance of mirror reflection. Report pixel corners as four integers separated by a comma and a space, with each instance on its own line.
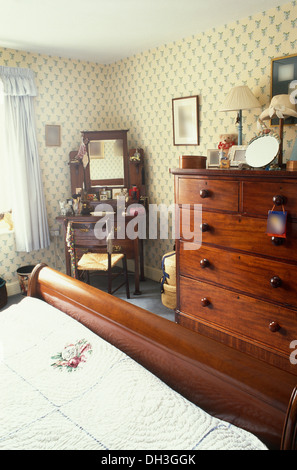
246, 133, 280, 168
89, 139, 124, 182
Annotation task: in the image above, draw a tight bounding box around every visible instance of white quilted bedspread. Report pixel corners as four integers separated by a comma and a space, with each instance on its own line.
0, 297, 267, 450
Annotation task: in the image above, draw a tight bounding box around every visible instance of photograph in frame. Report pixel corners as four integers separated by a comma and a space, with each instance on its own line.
172, 96, 199, 146
229, 145, 247, 166
207, 149, 220, 167
45, 125, 61, 147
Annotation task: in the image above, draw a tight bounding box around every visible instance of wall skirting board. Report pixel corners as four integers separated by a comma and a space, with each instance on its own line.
143, 265, 162, 283
6, 264, 162, 297
127, 260, 162, 283
6, 281, 21, 296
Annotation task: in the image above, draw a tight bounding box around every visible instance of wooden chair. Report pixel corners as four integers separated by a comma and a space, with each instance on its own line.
66, 220, 130, 298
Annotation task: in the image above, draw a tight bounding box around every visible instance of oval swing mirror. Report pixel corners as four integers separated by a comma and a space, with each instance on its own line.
245, 132, 280, 168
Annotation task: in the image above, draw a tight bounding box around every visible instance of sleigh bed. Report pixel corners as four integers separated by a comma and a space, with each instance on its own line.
1, 264, 297, 451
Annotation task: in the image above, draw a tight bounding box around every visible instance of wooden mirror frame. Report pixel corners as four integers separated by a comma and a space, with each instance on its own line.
82, 129, 129, 190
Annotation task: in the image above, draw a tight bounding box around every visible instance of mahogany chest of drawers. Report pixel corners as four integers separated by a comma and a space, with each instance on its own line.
171, 168, 297, 375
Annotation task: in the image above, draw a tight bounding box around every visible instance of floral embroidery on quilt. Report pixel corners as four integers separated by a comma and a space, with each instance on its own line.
51, 339, 92, 371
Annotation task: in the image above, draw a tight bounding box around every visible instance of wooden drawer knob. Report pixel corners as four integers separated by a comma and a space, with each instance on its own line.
199, 189, 210, 199
270, 276, 282, 288
271, 236, 284, 246
200, 223, 210, 232
201, 297, 211, 307
269, 321, 281, 333
200, 258, 210, 268
272, 195, 286, 206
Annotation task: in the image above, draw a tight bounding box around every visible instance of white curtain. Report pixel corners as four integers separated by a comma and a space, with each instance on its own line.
0, 66, 50, 252
0, 80, 11, 214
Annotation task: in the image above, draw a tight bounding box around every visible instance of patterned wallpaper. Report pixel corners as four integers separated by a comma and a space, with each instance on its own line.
105, 0, 297, 272
1, 0, 297, 291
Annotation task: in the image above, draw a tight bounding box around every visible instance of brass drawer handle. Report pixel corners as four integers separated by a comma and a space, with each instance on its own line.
269, 321, 281, 333
113, 245, 122, 253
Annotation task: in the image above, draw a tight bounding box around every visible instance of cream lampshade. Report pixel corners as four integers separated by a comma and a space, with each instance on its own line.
220, 86, 261, 145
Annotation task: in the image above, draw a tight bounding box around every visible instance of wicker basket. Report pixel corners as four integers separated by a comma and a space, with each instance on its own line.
161, 283, 176, 310
0, 278, 7, 309
161, 251, 176, 286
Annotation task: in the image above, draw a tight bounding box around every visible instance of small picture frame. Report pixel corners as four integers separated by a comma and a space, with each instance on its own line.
45, 125, 61, 147
207, 149, 220, 167
89, 140, 104, 159
172, 95, 199, 146
99, 189, 109, 201
229, 145, 247, 166
112, 188, 122, 199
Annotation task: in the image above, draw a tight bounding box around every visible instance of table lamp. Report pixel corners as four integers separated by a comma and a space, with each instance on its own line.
220, 86, 261, 145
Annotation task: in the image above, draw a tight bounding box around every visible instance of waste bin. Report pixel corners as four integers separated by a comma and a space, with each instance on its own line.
16, 265, 36, 295
0, 277, 7, 309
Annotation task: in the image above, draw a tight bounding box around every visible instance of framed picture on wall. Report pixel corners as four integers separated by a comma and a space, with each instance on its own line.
172, 95, 199, 145
45, 125, 61, 146
271, 54, 297, 126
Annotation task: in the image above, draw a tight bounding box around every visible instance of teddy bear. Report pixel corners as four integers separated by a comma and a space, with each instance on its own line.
218, 134, 237, 168
218, 134, 237, 152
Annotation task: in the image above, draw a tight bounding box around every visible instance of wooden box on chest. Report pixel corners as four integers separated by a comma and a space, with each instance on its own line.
171, 168, 297, 375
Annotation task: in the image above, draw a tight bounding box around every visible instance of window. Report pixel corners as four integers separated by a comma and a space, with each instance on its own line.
0, 66, 49, 251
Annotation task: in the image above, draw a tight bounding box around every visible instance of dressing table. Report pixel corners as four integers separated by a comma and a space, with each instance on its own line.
58, 129, 145, 295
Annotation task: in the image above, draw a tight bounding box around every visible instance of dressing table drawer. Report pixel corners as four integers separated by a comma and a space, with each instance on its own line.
242, 182, 297, 219
176, 178, 239, 212
179, 277, 297, 357
178, 241, 297, 307
111, 239, 136, 258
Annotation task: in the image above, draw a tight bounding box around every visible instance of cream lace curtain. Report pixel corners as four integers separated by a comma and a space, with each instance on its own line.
0, 66, 50, 252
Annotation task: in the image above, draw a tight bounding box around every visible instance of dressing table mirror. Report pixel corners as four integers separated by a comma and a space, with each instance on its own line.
83, 129, 129, 190
69, 129, 129, 196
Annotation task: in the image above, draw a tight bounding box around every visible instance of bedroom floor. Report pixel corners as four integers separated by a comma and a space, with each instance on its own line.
2, 272, 175, 322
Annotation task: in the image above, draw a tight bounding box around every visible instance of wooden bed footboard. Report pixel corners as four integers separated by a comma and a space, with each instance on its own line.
28, 264, 297, 450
